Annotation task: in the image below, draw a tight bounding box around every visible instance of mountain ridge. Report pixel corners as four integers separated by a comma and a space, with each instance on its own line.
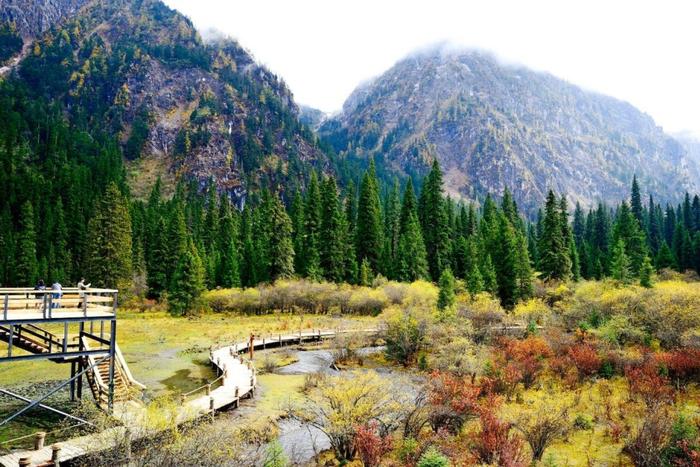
2, 0, 332, 203
321, 46, 696, 212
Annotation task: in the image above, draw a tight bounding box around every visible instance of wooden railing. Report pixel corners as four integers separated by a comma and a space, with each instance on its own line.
0, 288, 118, 321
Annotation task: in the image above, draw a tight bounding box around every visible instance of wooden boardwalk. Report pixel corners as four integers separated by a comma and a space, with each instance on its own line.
0, 328, 377, 466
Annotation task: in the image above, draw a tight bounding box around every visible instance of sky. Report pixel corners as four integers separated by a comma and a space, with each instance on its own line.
163, 0, 700, 136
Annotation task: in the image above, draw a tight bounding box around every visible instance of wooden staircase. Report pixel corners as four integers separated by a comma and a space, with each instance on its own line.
0, 324, 68, 362
80, 335, 145, 409
0, 323, 144, 409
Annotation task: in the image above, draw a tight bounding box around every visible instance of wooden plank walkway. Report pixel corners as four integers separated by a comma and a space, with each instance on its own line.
0, 328, 378, 467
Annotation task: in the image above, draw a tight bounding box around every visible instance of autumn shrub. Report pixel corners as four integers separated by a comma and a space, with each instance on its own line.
625, 359, 674, 407
396, 437, 421, 466
427, 371, 481, 433
513, 298, 553, 326
623, 407, 673, 467
385, 312, 427, 366
563, 280, 700, 348
501, 336, 553, 388
347, 288, 389, 315
567, 343, 602, 379
656, 348, 700, 387
512, 392, 571, 461
458, 293, 506, 340
662, 414, 700, 465
471, 402, 529, 467
481, 356, 524, 401
354, 421, 393, 467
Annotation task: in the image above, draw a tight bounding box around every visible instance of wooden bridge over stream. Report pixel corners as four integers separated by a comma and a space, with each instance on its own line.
0, 288, 378, 467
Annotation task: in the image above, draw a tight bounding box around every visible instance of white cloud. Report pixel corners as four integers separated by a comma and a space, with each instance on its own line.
163, 0, 700, 136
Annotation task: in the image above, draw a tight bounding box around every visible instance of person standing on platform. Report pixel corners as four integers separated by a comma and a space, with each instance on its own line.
51, 281, 62, 309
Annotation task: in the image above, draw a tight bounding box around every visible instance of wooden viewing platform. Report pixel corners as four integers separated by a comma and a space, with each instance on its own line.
0, 327, 379, 467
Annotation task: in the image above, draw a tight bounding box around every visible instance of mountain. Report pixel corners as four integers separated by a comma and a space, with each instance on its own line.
3, 0, 331, 202
0, 0, 89, 40
298, 104, 327, 130
320, 46, 697, 212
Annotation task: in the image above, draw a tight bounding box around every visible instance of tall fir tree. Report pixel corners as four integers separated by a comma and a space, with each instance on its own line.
169, 239, 205, 315
320, 176, 349, 283
419, 160, 451, 280
355, 160, 383, 273
538, 190, 571, 280
302, 172, 323, 279
85, 183, 133, 289
267, 193, 295, 280
15, 201, 38, 285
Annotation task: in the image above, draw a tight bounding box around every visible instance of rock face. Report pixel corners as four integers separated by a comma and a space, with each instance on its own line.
0, 0, 88, 39
321, 46, 697, 212
8, 0, 330, 202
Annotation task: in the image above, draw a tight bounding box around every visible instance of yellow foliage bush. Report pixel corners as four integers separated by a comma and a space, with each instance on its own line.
513, 298, 553, 325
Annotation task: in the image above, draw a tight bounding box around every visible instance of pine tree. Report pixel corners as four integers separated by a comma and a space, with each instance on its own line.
482, 254, 498, 295
514, 230, 534, 300
267, 193, 295, 280
382, 179, 401, 277
217, 200, 240, 287
15, 201, 38, 285
85, 183, 133, 289
655, 241, 676, 270
169, 239, 205, 315
0, 204, 13, 285
538, 190, 571, 280
396, 210, 429, 282
165, 201, 188, 284
51, 198, 70, 283
356, 160, 383, 273
147, 216, 169, 298
572, 202, 586, 247
239, 207, 257, 287
639, 255, 654, 288
419, 160, 451, 280
437, 268, 456, 311
320, 176, 349, 282
610, 239, 631, 283
290, 190, 305, 275
359, 258, 372, 286
630, 175, 644, 226
494, 214, 519, 307
302, 172, 322, 278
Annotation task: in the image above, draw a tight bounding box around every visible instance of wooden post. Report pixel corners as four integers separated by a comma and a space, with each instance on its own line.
206, 384, 211, 396
18, 457, 30, 467
209, 397, 215, 421
249, 334, 254, 360
52, 443, 61, 466
234, 386, 239, 407
180, 394, 186, 404
3, 293, 7, 320
279, 334, 282, 347
34, 431, 46, 450
262, 337, 266, 349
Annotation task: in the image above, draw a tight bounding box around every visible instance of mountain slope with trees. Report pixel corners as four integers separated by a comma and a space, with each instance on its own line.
320, 46, 697, 213
5, 0, 334, 202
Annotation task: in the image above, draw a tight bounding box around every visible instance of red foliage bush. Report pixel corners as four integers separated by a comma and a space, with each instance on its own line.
501, 337, 553, 388
428, 371, 481, 433
470, 402, 529, 467
657, 349, 700, 386
353, 421, 393, 467
625, 360, 674, 407
568, 343, 602, 378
